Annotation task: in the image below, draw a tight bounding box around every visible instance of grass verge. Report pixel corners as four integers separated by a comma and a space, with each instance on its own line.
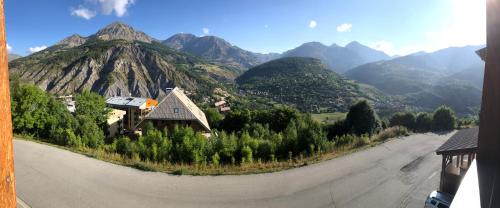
14, 127, 409, 176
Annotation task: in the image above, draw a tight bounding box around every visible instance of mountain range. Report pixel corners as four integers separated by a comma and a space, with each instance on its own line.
8, 21, 484, 116
163, 33, 278, 69
281, 41, 391, 73
8, 53, 22, 62
236, 57, 398, 113
345, 46, 484, 115
8, 22, 238, 100
162, 34, 391, 73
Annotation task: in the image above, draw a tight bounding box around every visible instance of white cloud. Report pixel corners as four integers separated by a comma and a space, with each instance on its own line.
202, 27, 210, 35
28, 46, 47, 53
70, 0, 135, 18
337, 23, 352, 32
369, 41, 394, 55
98, 0, 135, 17
264, 24, 269, 29
6, 43, 12, 52
309, 20, 317, 29
71, 7, 96, 20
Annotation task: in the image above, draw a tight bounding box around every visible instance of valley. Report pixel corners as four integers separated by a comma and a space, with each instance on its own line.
3, 1, 490, 208
8, 22, 483, 117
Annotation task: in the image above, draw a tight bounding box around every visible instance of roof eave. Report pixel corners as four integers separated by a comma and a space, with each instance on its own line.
436, 147, 478, 155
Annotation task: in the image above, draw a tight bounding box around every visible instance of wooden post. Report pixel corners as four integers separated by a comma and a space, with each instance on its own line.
440, 155, 446, 191
0, 0, 17, 207
478, 0, 500, 206
459, 155, 463, 168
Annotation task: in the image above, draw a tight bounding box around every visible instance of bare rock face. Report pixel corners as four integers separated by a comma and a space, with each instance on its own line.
162, 33, 197, 50
57, 34, 88, 48
9, 22, 239, 100
56, 22, 154, 50
9, 40, 236, 99
163, 33, 277, 69
93, 22, 153, 43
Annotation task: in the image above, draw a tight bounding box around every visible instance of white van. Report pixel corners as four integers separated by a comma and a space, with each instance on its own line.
425, 191, 453, 208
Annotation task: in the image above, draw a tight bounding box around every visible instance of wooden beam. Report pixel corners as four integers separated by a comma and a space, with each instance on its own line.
440, 155, 446, 191
0, 0, 17, 207
478, 0, 500, 206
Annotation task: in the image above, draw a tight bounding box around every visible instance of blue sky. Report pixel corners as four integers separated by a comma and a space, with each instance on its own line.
5, 0, 485, 56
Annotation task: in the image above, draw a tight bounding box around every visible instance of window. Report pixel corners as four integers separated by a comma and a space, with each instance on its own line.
174, 108, 179, 113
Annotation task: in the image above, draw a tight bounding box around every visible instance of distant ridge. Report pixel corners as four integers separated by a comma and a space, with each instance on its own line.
163, 33, 278, 68
8, 53, 22, 62
344, 45, 484, 116
281, 41, 391, 73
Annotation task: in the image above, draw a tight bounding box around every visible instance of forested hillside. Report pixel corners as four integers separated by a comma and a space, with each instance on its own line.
236, 57, 399, 113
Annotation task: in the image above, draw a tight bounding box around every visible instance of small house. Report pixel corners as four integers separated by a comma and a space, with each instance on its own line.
106, 96, 157, 131
140, 87, 211, 136
106, 109, 126, 138
214, 100, 231, 113
57, 95, 76, 113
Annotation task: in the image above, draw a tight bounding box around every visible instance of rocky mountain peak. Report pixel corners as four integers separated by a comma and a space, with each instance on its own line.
302, 42, 328, 48
94, 21, 153, 43
57, 34, 88, 47
345, 41, 365, 49
197, 36, 233, 48
162, 33, 198, 50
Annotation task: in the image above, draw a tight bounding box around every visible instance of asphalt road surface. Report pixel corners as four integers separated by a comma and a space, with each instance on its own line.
14, 132, 452, 208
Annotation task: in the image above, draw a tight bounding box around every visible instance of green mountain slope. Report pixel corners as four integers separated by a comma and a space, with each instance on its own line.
391, 45, 484, 74
345, 61, 446, 95
405, 83, 481, 116
344, 46, 484, 116
236, 57, 397, 113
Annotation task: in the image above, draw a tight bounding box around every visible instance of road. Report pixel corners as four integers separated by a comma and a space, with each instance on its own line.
14, 132, 452, 208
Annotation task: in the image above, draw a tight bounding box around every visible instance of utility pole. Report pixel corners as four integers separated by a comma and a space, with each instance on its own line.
0, 0, 17, 207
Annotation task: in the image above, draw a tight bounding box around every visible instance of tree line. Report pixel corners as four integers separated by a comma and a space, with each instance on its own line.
11, 83, 110, 148
387, 106, 470, 132
10, 83, 462, 167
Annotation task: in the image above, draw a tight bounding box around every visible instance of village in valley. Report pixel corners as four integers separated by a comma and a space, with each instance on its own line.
58, 87, 231, 139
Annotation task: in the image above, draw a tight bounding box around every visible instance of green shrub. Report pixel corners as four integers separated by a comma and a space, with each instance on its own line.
116, 137, 132, 156
241, 146, 253, 163
204, 108, 223, 129
389, 112, 416, 130
211, 152, 220, 166
75, 115, 105, 148
433, 106, 457, 131
75, 90, 110, 127
415, 113, 433, 132
344, 100, 380, 136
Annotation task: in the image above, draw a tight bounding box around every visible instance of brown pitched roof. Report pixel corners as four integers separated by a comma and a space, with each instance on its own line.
436, 127, 479, 155
144, 88, 210, 132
